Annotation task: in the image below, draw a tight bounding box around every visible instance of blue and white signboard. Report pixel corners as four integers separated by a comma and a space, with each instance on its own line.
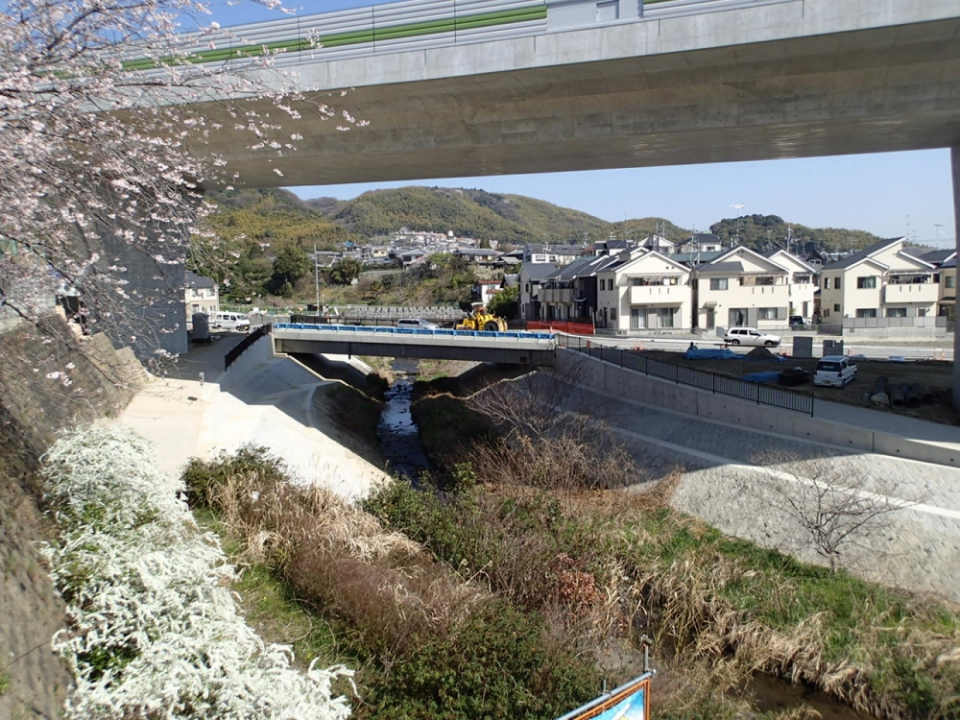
554, 673, 652, 720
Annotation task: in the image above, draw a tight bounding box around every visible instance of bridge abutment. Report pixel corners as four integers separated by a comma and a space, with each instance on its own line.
953, 145, 960, 410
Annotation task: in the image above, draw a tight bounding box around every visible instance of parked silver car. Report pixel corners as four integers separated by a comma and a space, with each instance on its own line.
723, 327, 782, 347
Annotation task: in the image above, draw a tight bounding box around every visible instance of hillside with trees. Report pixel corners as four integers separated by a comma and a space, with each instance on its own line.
192, 188, 889, 304
710, 214, 881, 253
307, 186, 611, 244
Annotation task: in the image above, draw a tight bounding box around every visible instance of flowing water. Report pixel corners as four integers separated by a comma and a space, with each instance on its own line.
376, 359, 430, 484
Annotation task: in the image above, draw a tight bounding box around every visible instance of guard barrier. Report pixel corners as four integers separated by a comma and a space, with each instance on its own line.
559, 335, 814, 416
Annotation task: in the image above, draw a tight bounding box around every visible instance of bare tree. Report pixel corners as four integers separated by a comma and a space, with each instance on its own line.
467, 354, 589, 440
752, 452, 922, 571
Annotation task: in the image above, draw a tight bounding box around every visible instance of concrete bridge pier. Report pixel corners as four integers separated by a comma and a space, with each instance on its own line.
954, 145, 960, 410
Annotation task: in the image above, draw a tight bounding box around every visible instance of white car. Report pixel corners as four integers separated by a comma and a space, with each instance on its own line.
813, 356, 857, 387
723, 327, 782, 347
396, 318, 439, 330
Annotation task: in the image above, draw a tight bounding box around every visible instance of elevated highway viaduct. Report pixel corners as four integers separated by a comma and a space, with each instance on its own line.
175, 0, 960, 403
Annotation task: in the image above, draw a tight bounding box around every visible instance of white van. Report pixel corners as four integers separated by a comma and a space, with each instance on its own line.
814, 355, 857, 387
208, 311, 251, 333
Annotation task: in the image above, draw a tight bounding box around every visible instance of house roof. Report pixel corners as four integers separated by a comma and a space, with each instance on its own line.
455, 247, 499, 256
546, 255, 599, 281
520, 262, 559, 281
696, 261, 744, 274
764, 249, 818, 273
184, 270, 216, 289
670, 251, 724, 265
917, 249, 957, 265
941, 258, 956, 269
822, 237, 904, 270
502, 274, 519, 287
614, 250, 690, 275
712, 245, 789, 272
525, 243, 584, 255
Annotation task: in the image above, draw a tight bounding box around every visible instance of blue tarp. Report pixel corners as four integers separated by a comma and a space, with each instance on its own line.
741, 371, 782, 383
684, 348, 741, 360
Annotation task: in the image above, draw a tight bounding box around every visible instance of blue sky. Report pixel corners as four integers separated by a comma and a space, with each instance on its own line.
200, 0, 957, 245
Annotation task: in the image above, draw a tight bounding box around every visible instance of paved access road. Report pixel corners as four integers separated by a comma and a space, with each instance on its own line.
568, 334, 955, 361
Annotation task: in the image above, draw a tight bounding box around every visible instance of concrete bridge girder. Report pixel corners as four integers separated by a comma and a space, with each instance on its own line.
273, 337, 557, 366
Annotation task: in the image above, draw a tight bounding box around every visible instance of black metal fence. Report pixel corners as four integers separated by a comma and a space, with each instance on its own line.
559, 336, 814, 416
225, 324, 270, 371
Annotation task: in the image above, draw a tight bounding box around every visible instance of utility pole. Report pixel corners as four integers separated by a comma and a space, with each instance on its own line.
314, 244, 321, 315
730, 203, 745, 247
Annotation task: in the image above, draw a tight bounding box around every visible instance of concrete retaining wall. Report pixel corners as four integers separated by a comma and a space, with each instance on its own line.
559, 349, 959, 467
219, 334, 275, 390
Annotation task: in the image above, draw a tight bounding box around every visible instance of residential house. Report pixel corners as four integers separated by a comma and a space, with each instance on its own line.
938, 257, 956, 321
518, 262, 558, 321
474, 279, 503, 307
592, 238, 636, 256
394, 248, 427, 267
184, 270, 219, 320
675, 234, 723, 254
804, 248, 828, 269
454, 247, 501, 264
538, 255, 611, 323
692, 247, 791, 330
819, 237, 939, 322
763, 249, 818, 321
910, 248, 958, 321
640, 234, 675, 254
596, 250, 692, 331
523, 243, 584, 264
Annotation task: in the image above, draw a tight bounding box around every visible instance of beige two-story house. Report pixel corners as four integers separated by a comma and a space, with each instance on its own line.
596, 250, 692, 331
764, 249, 818, 320
819, 237, 938, 322
184, 270, 219, 320
938, 257, 956, 321
692, 247, 790, 330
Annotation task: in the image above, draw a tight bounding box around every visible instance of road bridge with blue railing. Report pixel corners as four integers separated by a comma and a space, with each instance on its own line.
271, 323, 559, 365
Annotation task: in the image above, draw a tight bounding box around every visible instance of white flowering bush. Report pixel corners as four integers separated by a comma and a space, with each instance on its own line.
42, 424, 354, 720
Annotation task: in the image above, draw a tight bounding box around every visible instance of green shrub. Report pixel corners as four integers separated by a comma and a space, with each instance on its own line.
181, 445, 288, 509
366, 600, 599, 720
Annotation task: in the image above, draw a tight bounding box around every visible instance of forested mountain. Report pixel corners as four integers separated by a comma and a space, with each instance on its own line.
710, 214, 881, 253
306, 186, 611, 244
194, 187, 886, 302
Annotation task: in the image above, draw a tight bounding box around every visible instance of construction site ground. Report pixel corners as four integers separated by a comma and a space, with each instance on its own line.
636, 349, 959, 426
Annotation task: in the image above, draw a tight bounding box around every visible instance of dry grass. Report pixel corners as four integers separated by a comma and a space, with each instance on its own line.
201, 466, 488, 657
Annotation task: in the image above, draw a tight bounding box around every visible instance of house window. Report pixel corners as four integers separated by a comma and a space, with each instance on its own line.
833, 303, 841, 312
856, 308, 877, 318
610, 309, 617, 321
947, 275, 956, 289
758, 307, 778, 320
599, 279, 605, 291
824, 277, 832, 289
835, 278, 841, 289
885, 307, 907, 318
709, 278, 728, 291
857, 276, 877, 289
525, 283, 530, 293
918, 308, 927, 317
794, 275, 810, 284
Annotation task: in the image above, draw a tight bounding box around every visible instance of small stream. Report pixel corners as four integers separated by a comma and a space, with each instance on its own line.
376, 359, 430, 483
371, 360, 878, 720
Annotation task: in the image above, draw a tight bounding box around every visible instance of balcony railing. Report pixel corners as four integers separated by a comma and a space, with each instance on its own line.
883, 283, 939, 304
629, 285, 687, 304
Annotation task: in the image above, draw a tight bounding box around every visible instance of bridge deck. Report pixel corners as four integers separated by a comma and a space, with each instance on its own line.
271, 323, 558, 365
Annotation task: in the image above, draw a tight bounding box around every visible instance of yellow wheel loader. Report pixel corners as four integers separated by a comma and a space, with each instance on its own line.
455, 303, 508, 332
